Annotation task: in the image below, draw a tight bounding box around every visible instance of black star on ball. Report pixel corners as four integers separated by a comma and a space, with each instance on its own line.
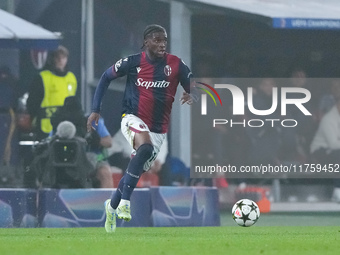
236, 200, 245, 209
250, 202, 258, 212
242, 211, 252, 225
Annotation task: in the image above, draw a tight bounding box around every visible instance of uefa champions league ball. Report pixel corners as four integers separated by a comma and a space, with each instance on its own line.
232, 199, 260, 227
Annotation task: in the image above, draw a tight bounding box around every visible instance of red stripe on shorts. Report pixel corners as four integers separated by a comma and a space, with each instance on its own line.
129, 126, 142, 133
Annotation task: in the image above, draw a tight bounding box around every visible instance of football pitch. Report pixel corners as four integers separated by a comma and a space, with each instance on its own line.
0, 216, 339, 255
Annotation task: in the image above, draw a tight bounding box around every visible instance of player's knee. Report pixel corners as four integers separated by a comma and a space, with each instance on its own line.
137, 143, 154, 159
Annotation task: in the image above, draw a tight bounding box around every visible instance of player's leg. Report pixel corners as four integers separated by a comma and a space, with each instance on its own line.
123, 131, 153, 199
108, 136, 153, 222
110, 175, 125, 208
105, 115, 162, 226
105, 170, 129, 232
117, 131, 153, 221
105, 115, 152, 226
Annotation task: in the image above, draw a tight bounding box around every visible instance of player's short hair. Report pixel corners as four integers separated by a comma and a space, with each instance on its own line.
143, 24, 166, 39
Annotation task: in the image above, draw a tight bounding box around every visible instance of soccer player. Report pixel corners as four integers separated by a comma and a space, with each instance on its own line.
87, 24, 195, 233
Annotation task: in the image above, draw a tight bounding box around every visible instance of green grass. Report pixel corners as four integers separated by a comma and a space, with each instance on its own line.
221, 212, 340, 226
0, 226, 339, 255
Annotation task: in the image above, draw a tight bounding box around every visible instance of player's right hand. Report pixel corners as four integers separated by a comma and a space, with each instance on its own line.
87, 112, 100, 132
180, 92, 193, 105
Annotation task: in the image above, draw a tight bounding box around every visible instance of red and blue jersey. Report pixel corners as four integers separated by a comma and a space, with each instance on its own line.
92, 52, 193, 133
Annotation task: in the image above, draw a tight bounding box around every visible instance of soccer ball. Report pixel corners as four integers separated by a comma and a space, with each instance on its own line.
232, 199, 260, 227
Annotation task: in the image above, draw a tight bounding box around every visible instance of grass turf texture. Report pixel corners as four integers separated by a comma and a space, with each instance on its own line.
0, 226, 339, 255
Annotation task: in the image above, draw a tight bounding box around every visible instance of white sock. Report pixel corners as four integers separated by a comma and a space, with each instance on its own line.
119, 199, 130, 207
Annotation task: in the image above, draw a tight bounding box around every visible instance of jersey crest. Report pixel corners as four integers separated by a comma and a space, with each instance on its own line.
164, 65, 172, 76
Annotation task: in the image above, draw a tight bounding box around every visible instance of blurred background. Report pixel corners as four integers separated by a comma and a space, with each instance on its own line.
1, 0, 340, 220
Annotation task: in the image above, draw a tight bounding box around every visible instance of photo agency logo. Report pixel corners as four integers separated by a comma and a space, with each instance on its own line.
196, 82, 223, 111
191, 78, 340, 180
196, 80, 312, 128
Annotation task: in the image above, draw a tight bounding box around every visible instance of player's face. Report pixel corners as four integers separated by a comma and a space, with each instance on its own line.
145, 31, 167, 59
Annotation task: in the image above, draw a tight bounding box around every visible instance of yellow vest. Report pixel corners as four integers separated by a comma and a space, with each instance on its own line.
39, 70, 77, 134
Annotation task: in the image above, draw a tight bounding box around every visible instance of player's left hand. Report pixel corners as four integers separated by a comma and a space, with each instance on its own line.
180, 92, 193, 105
